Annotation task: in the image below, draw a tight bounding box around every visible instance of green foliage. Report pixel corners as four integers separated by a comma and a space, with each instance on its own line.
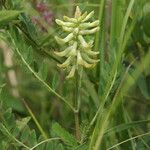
0, 84, 5, 94
38, 60, 48, 81
0, 107, 32, 149
0, 0, 150, 150
0, 107, 65, 150
52, 122, 78, 148
0, 10, 22, 27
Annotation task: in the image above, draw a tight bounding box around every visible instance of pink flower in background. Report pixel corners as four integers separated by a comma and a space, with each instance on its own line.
31, 1, 54, 31
36, 2, 48, 12
43, 11, 54, 25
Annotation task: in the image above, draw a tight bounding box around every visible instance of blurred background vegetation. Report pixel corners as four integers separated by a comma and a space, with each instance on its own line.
0, 0, 150, 149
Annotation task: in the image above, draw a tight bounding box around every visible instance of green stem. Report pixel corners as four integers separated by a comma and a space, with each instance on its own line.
74, 71, 80, 141
94, 0, 105, 52
74, 110, 80, 141
30, 138, 60, 150
22, 100, 48, 140
74, 68, 82, 141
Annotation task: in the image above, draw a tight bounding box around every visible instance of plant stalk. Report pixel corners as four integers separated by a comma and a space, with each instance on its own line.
74, 68, 82, 141
74, 110, 80, 141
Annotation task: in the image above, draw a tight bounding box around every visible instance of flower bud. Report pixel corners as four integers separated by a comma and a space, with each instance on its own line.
79, 27, 100, 35
75, 6, 82, 18
54, 47, 70, 57
55, 33, 74, 45
63, 16, 77, 23
67, 42, 77, 56
55, 19, 75, 27
82, 53, 100, 63
77, 52, 94, 68
62, 26, 74, 32
80, 20, 99, 29
66, 66, 76, 79
82, 11, 94, 22
78, 35, 89, 48
78, 12, 88, 22
57, 56, 72, 68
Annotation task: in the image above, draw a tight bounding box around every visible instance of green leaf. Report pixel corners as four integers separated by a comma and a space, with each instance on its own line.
143, 12, 150, 37
16, 117, 31, 130
56, 143, 65, 150
46, 142, 65, 150
28, 130, 37, 147
24, 46, 34, 65
83, 73, 99, 107
52, 73, 59, 90
1, 141, 8, 150
75, 144, 88, 150
0, 88, 24, 112
52, 122, 78, 148
37, 135, 46, 150
137, 74, 150, 99
20, 126, 30, 143
105, 119, 150, 135
38, 60, 48, 81
0, 10, 22, 27
19, 14, 37, 42
0, 124, 9, 137
2, 108, 15, 130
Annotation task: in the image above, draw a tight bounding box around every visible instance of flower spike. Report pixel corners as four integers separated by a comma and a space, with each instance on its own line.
54, 6, 100, 79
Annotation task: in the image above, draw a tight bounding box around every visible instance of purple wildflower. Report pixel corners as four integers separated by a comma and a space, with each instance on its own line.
43, 11, 54, 25
36, 2, 48, 12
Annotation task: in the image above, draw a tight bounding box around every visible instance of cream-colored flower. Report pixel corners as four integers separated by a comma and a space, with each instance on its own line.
54, 6, 100, 79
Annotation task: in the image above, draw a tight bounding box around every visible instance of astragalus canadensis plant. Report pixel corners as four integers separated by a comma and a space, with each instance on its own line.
54, 6, 99, 79
54, 6, 100, 141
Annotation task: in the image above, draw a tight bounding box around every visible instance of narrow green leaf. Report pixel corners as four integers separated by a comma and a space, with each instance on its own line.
83, 73, 99, 107
52, 73, 59, 90
105, 120, 150, 135
0, 10, 22, 27
143, 13, 150, 37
